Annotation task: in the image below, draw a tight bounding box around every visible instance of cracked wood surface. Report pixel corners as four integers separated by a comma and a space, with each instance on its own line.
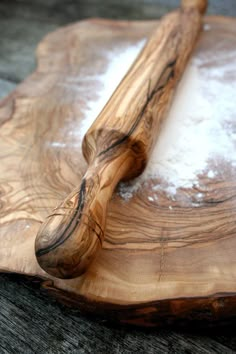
0, 16, 236, 328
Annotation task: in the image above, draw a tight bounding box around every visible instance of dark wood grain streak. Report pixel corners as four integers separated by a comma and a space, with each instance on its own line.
98, 59, 176, 157
36, 178, 87, 257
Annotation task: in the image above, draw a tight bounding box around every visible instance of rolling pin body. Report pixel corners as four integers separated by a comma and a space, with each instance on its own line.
35, 0, 207, 279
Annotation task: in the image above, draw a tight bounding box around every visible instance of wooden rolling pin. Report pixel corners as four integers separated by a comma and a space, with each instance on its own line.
35, 0, 207, 279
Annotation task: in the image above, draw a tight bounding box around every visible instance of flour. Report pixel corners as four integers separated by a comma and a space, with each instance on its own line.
79, 40, 146, 138
78, 35, 236, 200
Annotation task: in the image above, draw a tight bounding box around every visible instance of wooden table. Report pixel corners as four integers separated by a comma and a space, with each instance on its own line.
1, 0, 236, 353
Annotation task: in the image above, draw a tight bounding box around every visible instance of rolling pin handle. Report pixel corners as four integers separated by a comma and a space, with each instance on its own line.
35, 153, 133, 279
181, 0, 207, 14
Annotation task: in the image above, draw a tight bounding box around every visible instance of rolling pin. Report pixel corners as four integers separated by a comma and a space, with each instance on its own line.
35, 0, 207, 279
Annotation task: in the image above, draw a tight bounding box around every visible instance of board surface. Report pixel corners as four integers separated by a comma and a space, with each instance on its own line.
0, 16, 236, 326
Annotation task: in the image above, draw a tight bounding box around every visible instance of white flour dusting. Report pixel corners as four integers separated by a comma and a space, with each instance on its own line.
79, 40, 146, 138
78, 32, 236, 200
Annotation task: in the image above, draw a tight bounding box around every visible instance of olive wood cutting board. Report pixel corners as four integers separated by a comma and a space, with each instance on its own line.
0, 16, 236, 326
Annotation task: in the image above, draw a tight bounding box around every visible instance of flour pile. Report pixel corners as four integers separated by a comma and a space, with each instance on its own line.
79, 31, 236, 200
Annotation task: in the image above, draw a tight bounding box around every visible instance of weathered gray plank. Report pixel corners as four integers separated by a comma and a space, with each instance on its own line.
0, 79, 16, 99
0, 275, 234, 354
0, 17, 56, 83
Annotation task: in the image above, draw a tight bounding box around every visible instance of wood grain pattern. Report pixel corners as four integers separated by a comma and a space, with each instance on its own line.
35, 0, 207, 279
0, 15, 236, 326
